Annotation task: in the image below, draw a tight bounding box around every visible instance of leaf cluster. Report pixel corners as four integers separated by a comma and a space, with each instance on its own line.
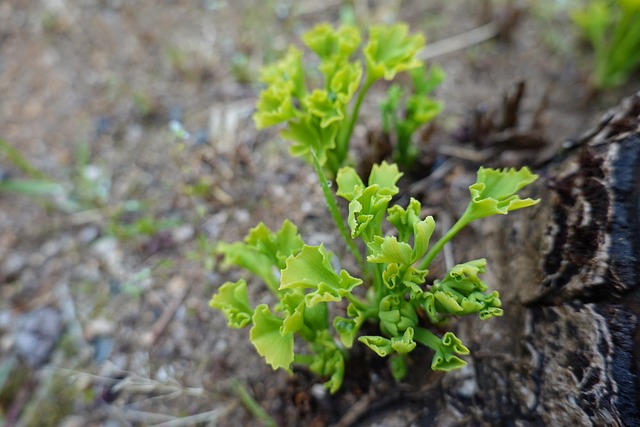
211, 163, 540, 392
253, 23, 434, 176
380, 65, 445, 167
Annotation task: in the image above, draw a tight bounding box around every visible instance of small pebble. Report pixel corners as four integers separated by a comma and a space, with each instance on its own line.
92, 237, 125, 278
59, 415, 88, 427
94, 116, 112, 137
92, 336, 114, 363
13, 307, 63, 367
171, 225, 194, 244
311, 383, 327, 400
85, 318, 115, 340
78, 225, 100, 244
2, 252, 27, 279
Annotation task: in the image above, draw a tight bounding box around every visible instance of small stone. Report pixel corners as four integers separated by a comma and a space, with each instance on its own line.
167, 276, 187, 295
235, 209, 249, 224
212, 338, 228, 356
311, 383, 327, 400
92, 237, 125, 278
92, 336, 114, 363
78, 226, 100, 244
0, 310, 11, 329
40, 239, 62, 259
13, 307, 63, 367
59, 415, 88, 427
202, 211, 228, 239
171, 225, 194, 244
2, 252, 27, 279
85, 318, 115, 340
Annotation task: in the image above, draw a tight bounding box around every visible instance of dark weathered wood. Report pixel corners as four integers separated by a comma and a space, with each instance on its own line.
424, 92, 640, 426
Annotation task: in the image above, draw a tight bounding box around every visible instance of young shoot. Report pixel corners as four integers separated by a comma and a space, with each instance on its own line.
253, 22, 440, 176
211, 163, 539, 392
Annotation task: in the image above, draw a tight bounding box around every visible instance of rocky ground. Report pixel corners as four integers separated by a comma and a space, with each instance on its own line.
1, 1, 638, 426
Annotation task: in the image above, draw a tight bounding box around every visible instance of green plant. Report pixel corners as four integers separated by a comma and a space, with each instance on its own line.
380, 64, 444, 168
253, 22, 438, 177
211, 161, 539, 393
0, 138, 65, 198
106, 201, 182, 240
572, 0, 640, 88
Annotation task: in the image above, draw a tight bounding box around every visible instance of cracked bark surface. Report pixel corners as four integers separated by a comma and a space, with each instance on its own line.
328, 92, 640, 427
414, 92, 640, 427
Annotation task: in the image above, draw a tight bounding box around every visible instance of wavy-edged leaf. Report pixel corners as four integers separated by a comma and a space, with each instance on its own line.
387, 197, 422, 242
330, 61, 362, 105
253, 82, 298, 129
280, 244, 362, 306
259, 46, 306, 99
463, 167, 540, 222
279, 291, 306, 335
367, 236, 413, 265
431, 332, 470, 371
391, 327, 417, 355
427, 259, 502, 317
250, 304, 294, 371
216, 242, 279, 292
406, 95, 442, 127
358, 335, 394, 357
336, 166, 364, 202
378, 295, 418, 337
364, 24, 425, 82
305, 331, 346, 394
347, 185, 392, 242
381, 263, 427, 295
209, 280, 253, 328
411, 215, 435, 261
302, 23, 362, 61
333, 303, 368, 348
359, 328, 416, 358
317, 348, 345, 394
368, 161, 402, 196
282, 114, 338, 166
245, 220, 304, 270
410, 63, 446, 96
303, 89, 345, 128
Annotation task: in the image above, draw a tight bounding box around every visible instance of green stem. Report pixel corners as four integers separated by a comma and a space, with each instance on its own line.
413, 326, 442, 352
372, 262, 386, 303
230, 379, 277, 427
336, 78, 375, 165
418, 214, 470, 270
297, 323, 318, 343
344, 292, 372, 313
310, 148, 364, 267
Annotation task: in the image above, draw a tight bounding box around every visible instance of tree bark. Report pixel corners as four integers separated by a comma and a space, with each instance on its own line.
426, 92, 640, 426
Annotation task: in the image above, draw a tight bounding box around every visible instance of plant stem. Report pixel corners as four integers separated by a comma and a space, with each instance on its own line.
413, 326, 441, 351
336, 78, 375, 165
230, 379, 277, 427
418, 213, 470, 270
372, 262, 386, 303
344, 292, 372, 313
310, 148, 364, 267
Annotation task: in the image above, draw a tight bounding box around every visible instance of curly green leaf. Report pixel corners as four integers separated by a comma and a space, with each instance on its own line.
250, 304, 294, 371
364, 24, 425, 82
464, 166, 540, 222
209, 279, 254, 328
280, 244, 362, 306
